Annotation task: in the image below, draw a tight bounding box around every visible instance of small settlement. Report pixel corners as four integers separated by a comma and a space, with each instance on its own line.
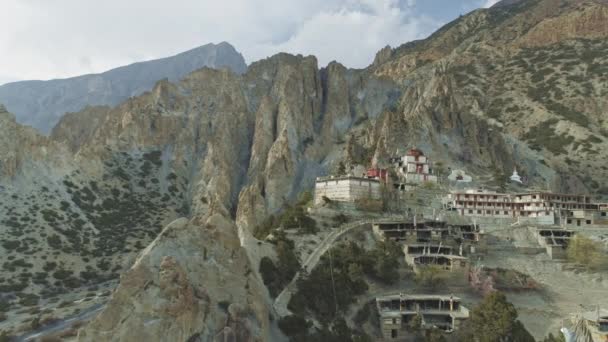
312, 147, 607, 340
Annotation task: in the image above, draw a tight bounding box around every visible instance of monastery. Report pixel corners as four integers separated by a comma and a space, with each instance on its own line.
445, 189, 606, 226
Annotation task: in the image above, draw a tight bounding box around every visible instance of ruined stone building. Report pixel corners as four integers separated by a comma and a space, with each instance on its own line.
376, 294, 470, 340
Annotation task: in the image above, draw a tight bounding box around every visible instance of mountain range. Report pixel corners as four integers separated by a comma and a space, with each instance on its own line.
0, 42, 247, 133
1, 0, 608, 340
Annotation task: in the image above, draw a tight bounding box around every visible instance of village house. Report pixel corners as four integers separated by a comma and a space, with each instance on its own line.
447, 169, 472, 183
313, 175, 381, 205
376, 294, 470, 340
391, 148, 438, 186
564, 207, 608, 227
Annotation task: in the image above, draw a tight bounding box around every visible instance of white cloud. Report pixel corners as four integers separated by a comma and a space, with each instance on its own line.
0, 0, 444, 83
482, 0, 500, 8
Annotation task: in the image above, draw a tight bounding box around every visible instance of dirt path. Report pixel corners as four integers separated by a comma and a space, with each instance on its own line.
16, 303, 105, 342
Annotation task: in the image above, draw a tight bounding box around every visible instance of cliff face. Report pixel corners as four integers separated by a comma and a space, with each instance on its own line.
1, 0, 608, 340
0, 42, 247, 134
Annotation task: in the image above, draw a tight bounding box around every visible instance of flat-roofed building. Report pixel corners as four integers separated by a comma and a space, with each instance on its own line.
376, 294, 470, 340
314, 176, 381, 205
373, 221, 482, 244
535, 228, 575, 259
392, 148, 438, 185
411, 255, 469, 275
403, 243, 469, 278
372, 220, 449, 243
446, 189, 603, 226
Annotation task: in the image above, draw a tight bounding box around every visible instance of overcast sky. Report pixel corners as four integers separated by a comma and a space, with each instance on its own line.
0, 0, 500, 85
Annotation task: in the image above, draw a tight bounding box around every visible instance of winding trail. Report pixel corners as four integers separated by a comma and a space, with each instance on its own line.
17, 303, 105, 342
272, 219, 372, 317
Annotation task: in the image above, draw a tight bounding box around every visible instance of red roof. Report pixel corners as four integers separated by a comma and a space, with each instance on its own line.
367, 168, 388, 181
407, 148, 424, 157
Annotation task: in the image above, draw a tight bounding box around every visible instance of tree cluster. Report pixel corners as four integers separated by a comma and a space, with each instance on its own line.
457, 292, 534, 342
289, 240, 402, 321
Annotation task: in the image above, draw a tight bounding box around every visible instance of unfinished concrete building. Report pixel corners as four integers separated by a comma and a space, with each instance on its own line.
403, 244, 469, 278
412, 255, 469, 274
373, 221, 482, 245
372, 220, 449, 243
535, 228, 575, 259
376, 294, 470, 340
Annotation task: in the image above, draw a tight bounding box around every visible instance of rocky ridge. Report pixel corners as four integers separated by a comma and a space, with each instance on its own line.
0, 42, 247, 134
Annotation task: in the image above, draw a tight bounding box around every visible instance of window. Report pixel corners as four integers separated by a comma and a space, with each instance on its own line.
495, 211, 499, 215
504, 211, 509, 215
486, 210, 491, 214
477, 210, 482, 214
602, 212, 607, 217
586, 220, 592, 225
567, 219, 572, 224
392, 318, 397, 324
468, 210, 473, 214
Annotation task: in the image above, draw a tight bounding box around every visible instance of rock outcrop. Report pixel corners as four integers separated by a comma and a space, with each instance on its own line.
78, 217, 270, 342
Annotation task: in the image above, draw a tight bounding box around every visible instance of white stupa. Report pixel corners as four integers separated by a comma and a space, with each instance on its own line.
510, 168, 523, 184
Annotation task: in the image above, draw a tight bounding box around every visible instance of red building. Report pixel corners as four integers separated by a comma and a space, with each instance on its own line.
367, 168, 388, 182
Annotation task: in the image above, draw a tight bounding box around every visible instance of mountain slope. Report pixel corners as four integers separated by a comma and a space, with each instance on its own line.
1, 0, 608, 340
0, 42, 247, 133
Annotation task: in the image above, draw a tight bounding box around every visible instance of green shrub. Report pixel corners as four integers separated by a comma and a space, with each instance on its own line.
415, 265, 447, 291
354, 197, 383, 212
289, 241, 401, 321
0, 300, 9, 312
259, 257, 281, 297
567, 235, 605, 271
18, 294, 39, 307
278, 315, 310, 337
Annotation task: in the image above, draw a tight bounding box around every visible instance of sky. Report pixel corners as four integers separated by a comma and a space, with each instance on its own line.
0, 0, 501, 85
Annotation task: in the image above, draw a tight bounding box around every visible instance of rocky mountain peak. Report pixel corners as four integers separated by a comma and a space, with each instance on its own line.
0, 42, 248, 134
